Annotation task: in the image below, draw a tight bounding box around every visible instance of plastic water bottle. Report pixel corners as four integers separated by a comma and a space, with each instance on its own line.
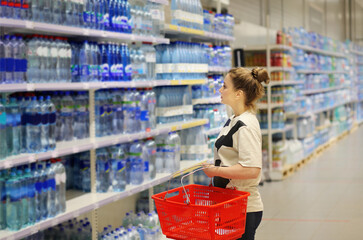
0, 101, 7, 160
96, 148, 110, 192
45, 96, 56, 150
129, 141, 143, 185
122, 44, 132, 81
35, 164, 48, 221
27, 163, 37, 226
143, 139, 156, 181
6, 169, 21, 231
26, 97, 41, 153
164, 133, 176, 172
6, 97, 21, 155
0, 170, 6, 230
61, 92, 74, 141
0, 38, 5, 84
45, 162, 56, 218
37, 96, 49, 152
73, 92, 87, 140
4, 35, 14, 83
110, 146, 126, 192
80, 153, 91, 192
80, 41, 91, 82
16, 167, 28, 228
111, 89, 123, 134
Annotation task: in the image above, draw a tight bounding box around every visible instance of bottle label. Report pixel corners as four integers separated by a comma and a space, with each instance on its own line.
125, 64, 132, 77
49, 112, 56, 124
10, 191, 18, 202
71, 65, 79, 76
81, 65, 89, 76
21, 59, 27, 72
42, 179, 48, 192
144, 161, 149, 172
5, 58, 14, 72
35, 181, 42, 193
103, 13, 110, 28
101, 63, 109, 77
41, 113, 49, 125
97, 13, 103, 24
140, 110, 149, 122
84, 11, 90, 23
28, 112, 41, 126
117, 64, 123, 78
28, 184, 35, 198
48, 178, 56, 191
0, 58, 5, 72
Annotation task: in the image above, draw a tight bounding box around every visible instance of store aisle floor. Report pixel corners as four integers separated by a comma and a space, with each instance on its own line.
257, 126, 363, 240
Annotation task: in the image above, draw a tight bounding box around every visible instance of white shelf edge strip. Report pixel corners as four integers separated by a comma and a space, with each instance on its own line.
148, 0, 169, 5
299, 100, 354, 116
0, 119, 208, 170
0, 160, 203, 240
0, 80, 211, 92
268, 80, 304, 86
293, 43, 347, 58
301, 86, 346, 95
296, 70, 348, 74
164, 24, 234, 41
261, 124, 294, 135
192, 97, 221, 105
0, 18, 169, 44
244, 44, 294, 52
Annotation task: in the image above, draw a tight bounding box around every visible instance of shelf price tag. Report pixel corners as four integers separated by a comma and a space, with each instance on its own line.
29, 155, 36, 163
26, 84, 35, 91
51, 151, 59, 158
72, 146, 79, 153
72, 210, 80, 218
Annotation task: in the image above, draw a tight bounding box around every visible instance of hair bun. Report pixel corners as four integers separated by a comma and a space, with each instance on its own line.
251, 68, 270, 85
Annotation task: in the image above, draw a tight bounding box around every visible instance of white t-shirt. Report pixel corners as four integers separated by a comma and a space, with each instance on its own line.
213, 111, 263, 213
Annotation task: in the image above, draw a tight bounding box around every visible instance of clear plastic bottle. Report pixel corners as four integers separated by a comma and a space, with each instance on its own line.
6, 169, 21, 231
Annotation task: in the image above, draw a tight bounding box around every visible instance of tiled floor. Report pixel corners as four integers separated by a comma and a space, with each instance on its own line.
256, 126, 363, 240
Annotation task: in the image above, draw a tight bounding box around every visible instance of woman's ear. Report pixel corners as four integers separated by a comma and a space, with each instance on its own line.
235, 89, 244, 99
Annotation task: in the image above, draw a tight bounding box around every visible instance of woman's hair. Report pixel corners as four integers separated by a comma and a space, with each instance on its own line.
228, 67, 270, 112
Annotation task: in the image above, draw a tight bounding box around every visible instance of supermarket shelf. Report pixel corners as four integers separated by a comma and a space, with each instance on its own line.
299, 100, 353, 116
267, 80, 304, 86
0, 18, 169, 44
0, 80, 208, 92
350, 49, 363, 56
243, 44, 294, 52
192, 97, 220, 105
270, 67, 295, 72
205, 127, 222, 136
208, 66, 230, 73
164, 24, 234, 42
0, 160, 202, 240
295, 96, 307, 101
301, 85, 347, 95
296, 69, 348, 74
0, 119, 208, 170
286, 108, 306, 117
257, 102, 295, 109
261, 124, 294, 135
293, 43, 347, 58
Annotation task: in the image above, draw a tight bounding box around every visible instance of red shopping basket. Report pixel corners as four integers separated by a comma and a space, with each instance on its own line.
152, 184, 250, 240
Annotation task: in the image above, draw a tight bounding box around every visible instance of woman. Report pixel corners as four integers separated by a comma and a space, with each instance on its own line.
203, 67, 270, 240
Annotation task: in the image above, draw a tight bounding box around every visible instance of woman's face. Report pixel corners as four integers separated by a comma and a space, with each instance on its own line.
219, 74, 237, 106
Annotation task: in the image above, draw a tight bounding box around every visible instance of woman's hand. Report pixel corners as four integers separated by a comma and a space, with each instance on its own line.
202, 163, 219, 178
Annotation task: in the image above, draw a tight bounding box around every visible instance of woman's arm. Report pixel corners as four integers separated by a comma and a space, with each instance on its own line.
202, 163, 260, 180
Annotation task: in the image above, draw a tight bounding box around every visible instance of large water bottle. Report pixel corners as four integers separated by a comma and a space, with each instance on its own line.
110, 146, 126, 192
73, 92, 87, 140
80, 41, 91, 82
96, 148, 110, 192
122, 89, 134, 133
61, 92, 74, 141
45, 96, 56, 150
17, 167, 28, 228
38, 96, 50, 152
4, 35, 14, 83
0, 170, 6, 230
112, 89, 123, 134
0, 38, 5, 84
133, 89, 141, 131
71, 43, 80, 82
6, 97, 21, 155
26, 37, 37, 83
45, 162, 56, 218
80, 153, 91, 192
26, 96, 41, 153
0, 101, 6, 160
36, 164, 48, 221
6, 169, 21, 231
122, 44, 132, 81
95, 90, 105, 137
100, 43, 109, 82
143, 139, 156, 180
129, 141, 143, 185
12, 36, 20, 83
27, 164, 37, 226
